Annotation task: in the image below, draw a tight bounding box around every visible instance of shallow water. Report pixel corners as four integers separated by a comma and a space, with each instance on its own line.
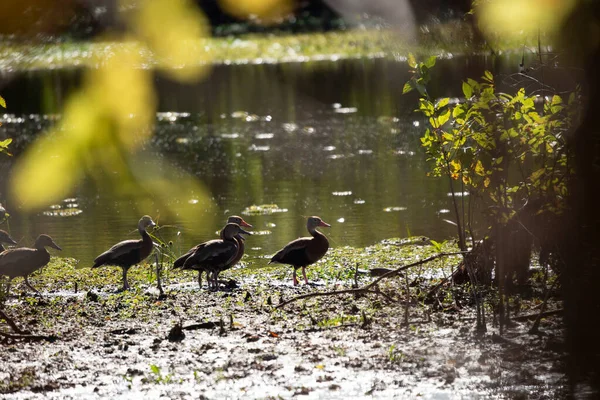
0, 55, 531, 266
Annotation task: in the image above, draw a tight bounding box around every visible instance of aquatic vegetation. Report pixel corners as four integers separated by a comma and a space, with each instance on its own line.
242, 204, 288, 215
0, 21, 540, 73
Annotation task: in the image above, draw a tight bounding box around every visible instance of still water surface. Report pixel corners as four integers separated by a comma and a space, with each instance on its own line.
0, 55, 524, 266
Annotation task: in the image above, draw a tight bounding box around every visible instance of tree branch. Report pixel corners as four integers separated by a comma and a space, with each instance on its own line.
276, 252, 469, 309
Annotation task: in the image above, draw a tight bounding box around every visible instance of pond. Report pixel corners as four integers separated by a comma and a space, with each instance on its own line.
0, 54, 525, 267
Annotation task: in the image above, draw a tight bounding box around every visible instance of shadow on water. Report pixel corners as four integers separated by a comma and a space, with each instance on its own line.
0, 54, 542, 265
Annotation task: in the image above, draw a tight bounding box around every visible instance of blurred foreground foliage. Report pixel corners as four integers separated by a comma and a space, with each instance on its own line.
7, 0, 219, 220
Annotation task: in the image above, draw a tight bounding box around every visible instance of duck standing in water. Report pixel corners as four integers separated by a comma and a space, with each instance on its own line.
177, 223, 251, 290
269, 216, 330, 286
174, 216, 252, 288
0, 234, 62, 295
92, 215, 156, 291
0, 230, 18, 252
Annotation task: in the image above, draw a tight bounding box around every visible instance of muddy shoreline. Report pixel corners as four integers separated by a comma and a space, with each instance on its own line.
0, 239, 566, 399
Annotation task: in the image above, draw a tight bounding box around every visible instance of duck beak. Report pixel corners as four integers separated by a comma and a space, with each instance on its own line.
50, 240, 62, 251
239, 219, 253, 228
319, 220, 331, 228
239, 227, 252, 236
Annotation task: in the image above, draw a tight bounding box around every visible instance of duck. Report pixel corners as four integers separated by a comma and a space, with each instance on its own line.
0, 230, 17, 252
0, 234, 62, 295
269, 216, 330, 286
174, 216, 252, 288
178, 223, 251, 290
92, 215, 156, 291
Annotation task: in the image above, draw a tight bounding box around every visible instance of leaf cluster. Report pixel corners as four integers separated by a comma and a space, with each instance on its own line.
405, 55, 577, 222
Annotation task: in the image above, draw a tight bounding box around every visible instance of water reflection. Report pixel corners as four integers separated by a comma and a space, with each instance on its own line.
0, 55, 528, 265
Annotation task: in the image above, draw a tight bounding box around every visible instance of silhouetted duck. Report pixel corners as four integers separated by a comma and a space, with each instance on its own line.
92, 215, 156, 291
214, 216, 252, 284
0, 230, 17, 252
174, 216, 252, 288
269, 216, 330, 285
177, 223, 251, 290
0, 234, 61, 295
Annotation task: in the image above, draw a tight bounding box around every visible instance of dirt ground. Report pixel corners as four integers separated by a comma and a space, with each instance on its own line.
0, 240, 566, 399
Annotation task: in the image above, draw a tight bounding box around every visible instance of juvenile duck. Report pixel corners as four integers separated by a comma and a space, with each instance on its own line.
92, 215, 156, 291
0, 234, 61, 295
269, 216, 330, 286
178, 223, 251, 290
174, 216, 252, 288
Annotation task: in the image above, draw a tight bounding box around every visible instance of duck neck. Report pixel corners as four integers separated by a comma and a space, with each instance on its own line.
308, 226, 323, 238
139, 226, 151, 241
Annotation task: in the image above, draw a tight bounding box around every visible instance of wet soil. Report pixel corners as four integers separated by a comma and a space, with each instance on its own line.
0, 240, 566, 399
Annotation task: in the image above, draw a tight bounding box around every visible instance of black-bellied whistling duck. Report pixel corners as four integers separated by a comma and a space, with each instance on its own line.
92, 215, 156, 291
269, 216, 330, 286
174, 216, 252, 288
0, 230, 17, 252
178, 223, 251, 290
0, 234, 61, 295
214, 216, 252, 284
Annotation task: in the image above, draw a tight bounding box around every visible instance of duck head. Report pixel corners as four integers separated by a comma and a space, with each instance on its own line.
138, 215, 157, 232
222, 223, 252, 240
0, 230, 17, 246
35, 234, 62, 251
307, 216, 331, 232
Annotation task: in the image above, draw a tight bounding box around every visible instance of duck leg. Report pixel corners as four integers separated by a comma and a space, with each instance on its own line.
121, 267, 130, 291
24, 276, 41, 295
5, 278, 12, 297
293, 268, 299, 286
301, 266, 309, 285
197, 270, 203, 289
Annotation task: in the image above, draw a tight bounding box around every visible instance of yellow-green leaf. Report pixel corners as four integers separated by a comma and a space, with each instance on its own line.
475, 160, 485, 176
0, 96, 5, 108
462, 81, 473, 98
407, 53, 417, 68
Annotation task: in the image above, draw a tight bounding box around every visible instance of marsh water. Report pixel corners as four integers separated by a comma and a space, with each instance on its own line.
0, 54, 528, 266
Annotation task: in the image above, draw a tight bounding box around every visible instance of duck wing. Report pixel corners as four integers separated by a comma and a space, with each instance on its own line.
92, 239, 142, 268
183, 240, 237, 270
173, 243, 206, 269
269, 237, 312, 264
0, 248, 45, 277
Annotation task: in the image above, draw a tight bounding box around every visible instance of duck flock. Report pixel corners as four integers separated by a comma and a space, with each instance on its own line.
0, 215, 331, 295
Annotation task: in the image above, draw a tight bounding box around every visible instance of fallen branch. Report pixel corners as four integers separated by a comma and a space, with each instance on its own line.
513, 309, 563, 322
0, 331, 57, 342
182, 321, 218, 330
276, 251, 468, 309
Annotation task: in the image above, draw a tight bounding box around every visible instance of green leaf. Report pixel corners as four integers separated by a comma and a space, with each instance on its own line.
424, 56, 436, 69
437, 108, 451, 126
0, 138, 12, 148
435, 97, 449, 109
483, 70, 494, 83
402, 81, 414, 94
0, 96, 5, 108
407, 53, 417, 68
462, 81, 473, 98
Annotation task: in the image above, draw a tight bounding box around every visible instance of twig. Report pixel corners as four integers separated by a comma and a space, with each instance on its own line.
276, 252, 468, 309
155, 253, 164, 297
